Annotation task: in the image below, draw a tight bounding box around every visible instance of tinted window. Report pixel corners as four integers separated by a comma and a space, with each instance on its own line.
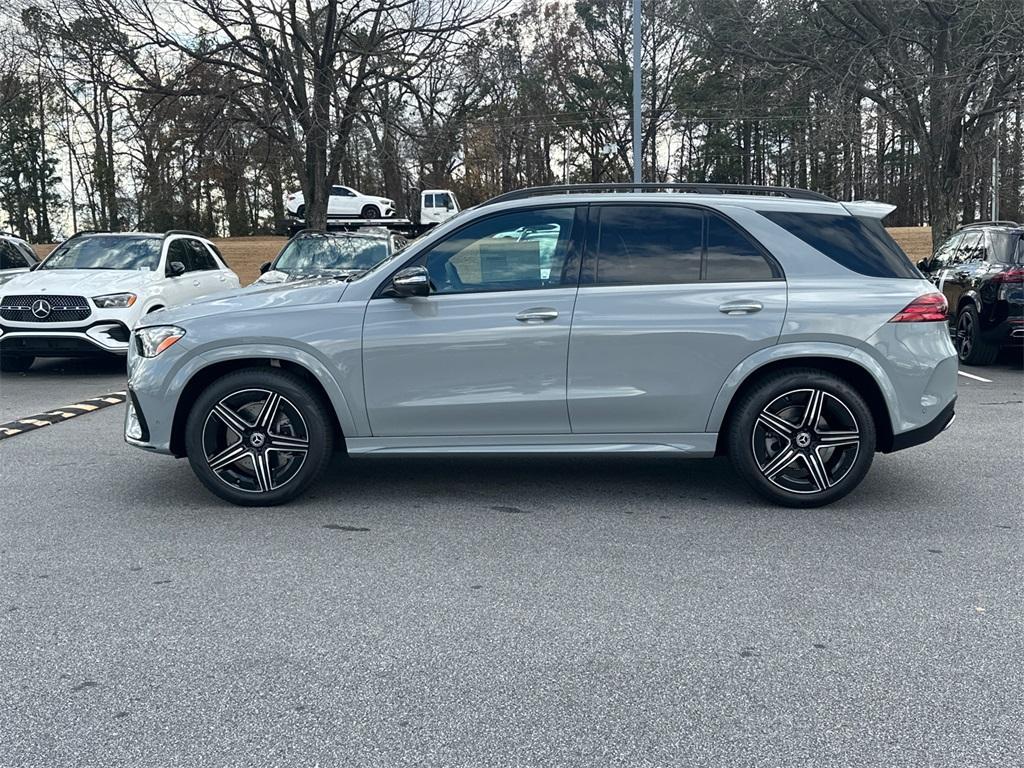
989, 231, 1024, 264
423, 194, 435, 208
167, 239, 194, 272
0, 241, 28, 270
416, 207, 576, 294
596, 206, 702, 285
705, 213, 777, 281
760, 211, 920, 278
955, 232, 984, 263
931, 232, 964, 269
41, 235, 162, 271
188, 240, 217, 271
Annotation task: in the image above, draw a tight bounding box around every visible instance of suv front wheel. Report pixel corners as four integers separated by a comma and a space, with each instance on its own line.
184, 368, 334, 506
728, 369, 876, 507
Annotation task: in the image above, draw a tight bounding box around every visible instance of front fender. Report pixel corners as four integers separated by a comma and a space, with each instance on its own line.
188, 342, 362, 437
704, 341, 900, 434
127, 341, 366, 454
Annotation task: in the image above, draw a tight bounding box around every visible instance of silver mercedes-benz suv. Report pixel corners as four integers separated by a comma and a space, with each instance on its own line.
124, 184, 957, 508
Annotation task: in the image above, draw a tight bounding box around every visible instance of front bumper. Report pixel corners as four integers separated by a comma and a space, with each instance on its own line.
888, 397, 956, 452
0, 321, 131, 356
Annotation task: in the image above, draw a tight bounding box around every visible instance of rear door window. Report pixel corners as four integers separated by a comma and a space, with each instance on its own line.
188, 240, 217, 271
759, 210, 920, 278
595, 205, 702, 285
955, 232, 984, 263
592, 206, 778, 285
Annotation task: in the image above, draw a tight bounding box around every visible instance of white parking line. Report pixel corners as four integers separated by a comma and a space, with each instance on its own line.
958, 370, 993, 383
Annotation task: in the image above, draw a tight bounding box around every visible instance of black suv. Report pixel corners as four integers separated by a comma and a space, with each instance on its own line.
918, 221, 1024, 365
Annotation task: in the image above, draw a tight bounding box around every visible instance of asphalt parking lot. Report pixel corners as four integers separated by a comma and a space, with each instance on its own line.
1, 357, 1021, 767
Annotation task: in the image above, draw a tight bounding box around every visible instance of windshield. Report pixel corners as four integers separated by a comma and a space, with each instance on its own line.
41, 235, 162, 271
273, 235, 390, 274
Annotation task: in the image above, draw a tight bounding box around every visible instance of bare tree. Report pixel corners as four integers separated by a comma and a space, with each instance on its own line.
693, 0, 1024, 245
66, 0, 501, 228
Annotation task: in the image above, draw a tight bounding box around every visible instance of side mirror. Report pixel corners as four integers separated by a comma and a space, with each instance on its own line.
259, 261, 272, 274
167, 261, 186, 277
445, 201, 454, 210
29, 262, 41, 271
391, 266, 430, 297
917, 258, 931, 272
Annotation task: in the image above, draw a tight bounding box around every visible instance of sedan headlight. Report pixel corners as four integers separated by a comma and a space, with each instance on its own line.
93, 292, 137, 308
134, 325, 185, 357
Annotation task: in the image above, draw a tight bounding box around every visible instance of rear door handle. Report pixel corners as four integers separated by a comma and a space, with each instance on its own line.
515, 307, 559, 322
718, 301, 763, 315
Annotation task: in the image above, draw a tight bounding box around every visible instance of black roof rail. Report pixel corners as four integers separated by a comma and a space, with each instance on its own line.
957, 220, 1020, 230
66, 229, 108, 239
480, 183, 836, 207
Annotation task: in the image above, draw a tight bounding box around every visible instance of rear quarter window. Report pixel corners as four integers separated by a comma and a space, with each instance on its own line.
759, 210, 921, 279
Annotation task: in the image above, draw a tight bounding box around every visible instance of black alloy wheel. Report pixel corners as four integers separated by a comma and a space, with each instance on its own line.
728, 369, 876, 507
185, 368, 334, 506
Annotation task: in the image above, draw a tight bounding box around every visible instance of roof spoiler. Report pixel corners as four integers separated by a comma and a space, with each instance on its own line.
842, 201, 897, 219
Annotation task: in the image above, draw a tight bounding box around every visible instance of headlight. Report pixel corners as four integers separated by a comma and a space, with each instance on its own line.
93, 292, 137, 308
134, 325, 185, 357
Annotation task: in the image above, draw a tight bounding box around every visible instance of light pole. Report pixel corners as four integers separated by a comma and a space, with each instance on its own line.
991, 117, 1000, 221
632, 0, 641, 185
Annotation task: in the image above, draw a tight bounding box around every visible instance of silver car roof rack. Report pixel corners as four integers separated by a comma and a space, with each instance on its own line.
956, 220, 1021, 230
481, 183, 836, 207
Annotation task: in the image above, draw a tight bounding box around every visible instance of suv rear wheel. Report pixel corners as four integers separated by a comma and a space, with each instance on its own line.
728, 368, 876, 507
184, 368, 334, 506
955, 304, 1000, 366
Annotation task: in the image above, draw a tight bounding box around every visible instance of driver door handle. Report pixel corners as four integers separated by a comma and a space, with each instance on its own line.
515, 308, 559, 322
718, 301, 763, 315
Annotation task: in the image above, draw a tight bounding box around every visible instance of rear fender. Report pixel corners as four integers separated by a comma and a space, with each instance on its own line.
705, 342, 899, 434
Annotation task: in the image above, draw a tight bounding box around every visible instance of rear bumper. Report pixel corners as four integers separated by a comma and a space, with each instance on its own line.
887, 397, 956, 452
995, 318, 1024, 346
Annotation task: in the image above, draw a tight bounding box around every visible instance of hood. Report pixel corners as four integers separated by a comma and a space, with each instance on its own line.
145, 277, 348, 327
0, 268, 154, 296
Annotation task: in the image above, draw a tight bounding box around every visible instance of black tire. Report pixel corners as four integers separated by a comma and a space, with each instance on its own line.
0, 354, 34, 373
184, 367, 335, 506
361, 205, 380, 219
955, 304, 999, 366
727, 368, 876, 508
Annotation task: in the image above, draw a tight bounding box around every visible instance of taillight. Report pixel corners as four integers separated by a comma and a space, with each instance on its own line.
994, 268, 1024, 301
889, 292, 948, 323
